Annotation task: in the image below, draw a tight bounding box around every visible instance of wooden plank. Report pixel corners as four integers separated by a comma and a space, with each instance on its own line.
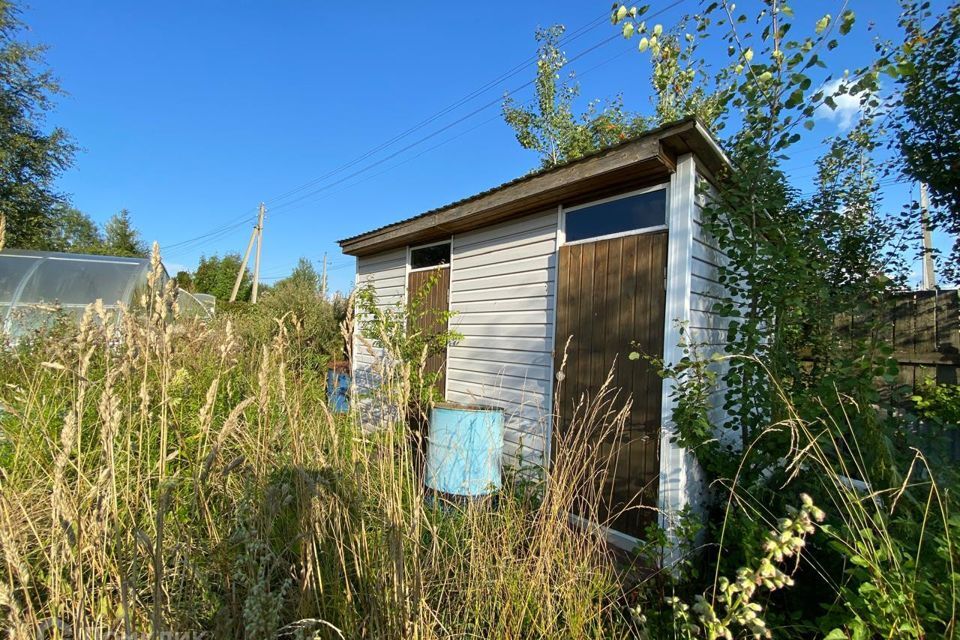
892, 351, 960, 366
447, 359, 553, 381
356, 248, 407, 272
446, 380, 549, 410
590, 240, 609, 400
937, 290, 960, 353
915, 292, 938, 356
453, 224, 556, 259
456, 335, 552, 352
449, 345, 554, 368
450, 310, 553, 325
407, 267, 451, 398
620, 234, 639, 493
551, 230, 667, 538
893, 294, 917, 355
634, 233, 656, 430
692, 235, 725, 266
651, 231, 667, 428
577, 242, 595, 415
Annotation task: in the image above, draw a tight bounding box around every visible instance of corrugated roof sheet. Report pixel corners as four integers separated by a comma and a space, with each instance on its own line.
337, 117, 709, 246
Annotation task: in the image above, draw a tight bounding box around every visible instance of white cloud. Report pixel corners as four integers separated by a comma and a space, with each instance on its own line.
814, 77, 864, 130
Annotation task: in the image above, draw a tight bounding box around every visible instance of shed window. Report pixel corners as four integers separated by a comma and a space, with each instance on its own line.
410, 243, 451, 270
565, 188, 667, 243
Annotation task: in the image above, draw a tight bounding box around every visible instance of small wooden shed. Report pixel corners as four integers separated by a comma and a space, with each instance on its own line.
339, 117, 732, 546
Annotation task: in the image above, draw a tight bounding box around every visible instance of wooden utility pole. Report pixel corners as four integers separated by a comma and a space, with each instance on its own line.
229, 203, 266, 303
920, 182, 937, 290
320, 252, 328, 299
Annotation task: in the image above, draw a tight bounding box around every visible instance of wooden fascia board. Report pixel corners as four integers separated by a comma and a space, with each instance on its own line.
339, 118, 731, 256
341, 136, 664, 256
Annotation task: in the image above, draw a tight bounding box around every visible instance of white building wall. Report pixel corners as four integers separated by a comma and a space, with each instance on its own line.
352, 247, 407, 424
690, 172, 733, 432
658, 154, 734, 562
446, 210, 559, 469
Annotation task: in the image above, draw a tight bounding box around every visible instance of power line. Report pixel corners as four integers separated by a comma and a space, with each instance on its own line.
266, 40, 640, 219
264, 25, 667, 215
260, 11, 615, 208
162, 217, 258, 258
264, 1, 689, 215
160, 1, 687, 256
157, 11, 618, 255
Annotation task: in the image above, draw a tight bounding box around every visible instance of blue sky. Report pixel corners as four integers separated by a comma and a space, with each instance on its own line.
21, 1, 951, 294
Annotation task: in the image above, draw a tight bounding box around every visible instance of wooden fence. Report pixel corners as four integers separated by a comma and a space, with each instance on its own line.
888, 289, 959, 389
838, 289, 960, 459
836, 288, 960, 390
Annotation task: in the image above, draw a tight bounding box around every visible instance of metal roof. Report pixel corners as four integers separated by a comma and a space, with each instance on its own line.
338, 117, 729, 256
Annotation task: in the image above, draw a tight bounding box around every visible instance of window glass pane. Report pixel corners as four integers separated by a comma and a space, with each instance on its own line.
565, 189, 667, 242
411, 243, 451, 269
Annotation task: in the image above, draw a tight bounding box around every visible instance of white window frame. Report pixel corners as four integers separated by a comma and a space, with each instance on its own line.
560, 183, 670, 247
407, 239, 453, 273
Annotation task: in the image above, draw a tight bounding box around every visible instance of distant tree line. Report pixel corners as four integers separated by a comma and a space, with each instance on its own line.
47, 206, 148, 257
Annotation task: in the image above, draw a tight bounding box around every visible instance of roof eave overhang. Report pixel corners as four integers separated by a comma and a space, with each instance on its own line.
339, 118, 729, 257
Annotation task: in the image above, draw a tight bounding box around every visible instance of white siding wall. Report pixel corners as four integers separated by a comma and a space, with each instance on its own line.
659, 154, 734, 563
690, 171, 733, 433
352, 247, 407, 424
446, 210, 558, 469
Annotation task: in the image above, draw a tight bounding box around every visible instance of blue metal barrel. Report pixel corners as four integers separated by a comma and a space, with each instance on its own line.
326, 361, 350, 414
425, 402, 504, 496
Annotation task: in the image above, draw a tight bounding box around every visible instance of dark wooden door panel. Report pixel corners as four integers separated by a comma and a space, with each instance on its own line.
407, 267, 451, 398
554, 230, 667, 537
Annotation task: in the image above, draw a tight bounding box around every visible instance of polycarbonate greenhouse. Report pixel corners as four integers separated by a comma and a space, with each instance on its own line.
0, 249, 211, 339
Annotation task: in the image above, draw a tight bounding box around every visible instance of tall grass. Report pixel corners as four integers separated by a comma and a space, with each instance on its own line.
2, 249, 955, 638
0, 248, 634, 639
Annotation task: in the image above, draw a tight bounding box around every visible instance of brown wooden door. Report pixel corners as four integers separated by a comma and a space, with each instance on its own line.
554, 230, 667, 538
407, 267, 451, 398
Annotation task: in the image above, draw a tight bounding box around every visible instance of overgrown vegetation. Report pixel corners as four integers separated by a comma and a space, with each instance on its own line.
0, 247, 649, 639
502, 25, 646, 168
607, 0, 960, 637
1, 0, 958, 638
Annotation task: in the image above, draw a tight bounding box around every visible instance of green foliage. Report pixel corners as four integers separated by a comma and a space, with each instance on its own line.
41, 204, 151, 258
912, 378, 960, 429
614, 1, 959, 636
502, 25, 645, 168
614, 11, 727, 130
356, 270, 462, 415
193, 252, 251, 302
101, 208, 148, 257
634, 496, 825, 640
48, 204, 103, 254
891, 0, 960, 279
0, 274, 626, 638
0, 0, 75, 250
233, 257, 345, 370
173, 269, 194, 291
